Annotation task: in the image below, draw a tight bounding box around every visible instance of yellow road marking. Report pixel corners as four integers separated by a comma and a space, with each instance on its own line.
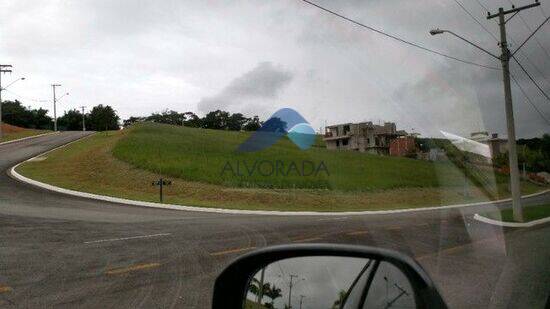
347, 230, 369, 236
209, 246, 256, 256
291, 237, 323, 243
106, 263, 161, 275
0, 284, 13, 293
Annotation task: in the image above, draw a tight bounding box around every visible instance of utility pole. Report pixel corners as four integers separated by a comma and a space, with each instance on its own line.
80, 106, 86, 131
288, 274, 297, 309
430, 1, 542, 222
0, 64, 13, 139
257, 268, 265, 304
52, 84, 61, 131
487, 1, 541, 222
286, 274, 304, 309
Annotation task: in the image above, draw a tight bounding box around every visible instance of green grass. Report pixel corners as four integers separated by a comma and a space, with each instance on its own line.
112, 123, 488, 191
16, 123, 547, 212
0, 128, 50, 143
485, 204, 550, 222
244, 300, 268, 309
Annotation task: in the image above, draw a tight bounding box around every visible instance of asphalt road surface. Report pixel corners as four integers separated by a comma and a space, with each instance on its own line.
1, 132, 549, 308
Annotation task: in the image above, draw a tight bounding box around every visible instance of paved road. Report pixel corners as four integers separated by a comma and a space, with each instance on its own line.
0, 132, 548, 308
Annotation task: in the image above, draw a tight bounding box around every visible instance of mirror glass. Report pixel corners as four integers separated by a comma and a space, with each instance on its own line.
243, 257, 416, 309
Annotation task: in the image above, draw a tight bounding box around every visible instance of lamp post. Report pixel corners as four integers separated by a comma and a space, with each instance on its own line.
0, 74, 25, 138
430, 26, 524, 220
51, 84, 68, 132
429, 5, 544, 222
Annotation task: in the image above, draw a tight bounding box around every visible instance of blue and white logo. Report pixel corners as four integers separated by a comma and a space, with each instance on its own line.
238, 108, 316, 152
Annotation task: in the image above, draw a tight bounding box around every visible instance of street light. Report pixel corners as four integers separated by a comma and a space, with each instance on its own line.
0, 76, 26, 139
3, 77, 26, 89
58, 92, 69, 101
429, 29, 499, 59
429, 18, 525, 221
51, 84, 68, 132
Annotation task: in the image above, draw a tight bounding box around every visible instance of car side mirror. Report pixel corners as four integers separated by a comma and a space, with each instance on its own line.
212, 244, 447, 309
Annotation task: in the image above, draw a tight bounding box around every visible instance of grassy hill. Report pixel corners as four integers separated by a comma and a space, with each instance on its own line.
112, 123, 470, 191
0, 123, 49, 143
16, 122, 545, 211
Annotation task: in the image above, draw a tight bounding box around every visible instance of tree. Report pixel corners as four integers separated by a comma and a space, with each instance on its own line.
264, 284, 282, 308
243, 115, 262, 131
227, 113, 247, 131
248, 278, 271, 304
332, 289, 347, 309
260, 117, 287, 133
1, 100, 52, 129
201, 110, 231, 130
30, 108, 53, 130
57, 109, 85, 131
123, 116, 145, 127
183, 112, 201, 127
88, 105, 119, 131
147, 109, 185, 126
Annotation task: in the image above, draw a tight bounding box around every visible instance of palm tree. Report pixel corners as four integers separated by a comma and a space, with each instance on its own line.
248, 278, 271, 303
332, 289, 348, 309
264, 284, 283, 308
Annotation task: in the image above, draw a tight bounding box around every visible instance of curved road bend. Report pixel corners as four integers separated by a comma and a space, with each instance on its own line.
0, 132, 548, 308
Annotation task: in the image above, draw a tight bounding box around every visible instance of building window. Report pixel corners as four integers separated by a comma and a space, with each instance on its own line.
343, 139, 348, 146
343, 125, 350, 135
336, 140, 340, 147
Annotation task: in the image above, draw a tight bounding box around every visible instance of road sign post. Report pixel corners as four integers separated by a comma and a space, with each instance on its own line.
152, 178, 172, 203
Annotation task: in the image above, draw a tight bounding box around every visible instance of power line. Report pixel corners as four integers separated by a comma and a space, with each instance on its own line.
511, 15, 550, 56
475, 1, 550, 90
511, 73, 550, 124
512, 55, 550, 103
507, 0, 550, 61
299, 0, 500, 70
3, 89, 48, 103
453, 0, 498, 41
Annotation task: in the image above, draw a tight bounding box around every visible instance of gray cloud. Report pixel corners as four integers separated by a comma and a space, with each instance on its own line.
0, 0, 548, 137
197, 62, 293, 114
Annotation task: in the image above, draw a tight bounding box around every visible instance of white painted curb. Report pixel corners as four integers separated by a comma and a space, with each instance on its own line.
0, 131, 59, 146
8, 135, 550, 216
473, 213, 550, 227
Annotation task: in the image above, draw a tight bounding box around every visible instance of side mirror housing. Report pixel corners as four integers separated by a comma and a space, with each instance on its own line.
213, 244, 447, 309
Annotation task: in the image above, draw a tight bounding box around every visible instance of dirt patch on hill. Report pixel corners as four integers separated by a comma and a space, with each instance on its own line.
1, 123, 26, 133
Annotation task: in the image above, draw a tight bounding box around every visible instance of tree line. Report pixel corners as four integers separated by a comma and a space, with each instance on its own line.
1, 100, 119, 131
123, 109, 262, 131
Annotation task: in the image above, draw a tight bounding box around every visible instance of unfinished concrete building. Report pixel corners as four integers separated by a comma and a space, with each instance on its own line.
323, 121, 406, 155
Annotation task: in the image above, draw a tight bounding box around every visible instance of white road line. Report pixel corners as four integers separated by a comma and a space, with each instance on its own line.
0, 132, 59, 146
84, 233, 171, 244
8, 136, 550, 216
317, 217, 349, 221
473, 214, 550, 227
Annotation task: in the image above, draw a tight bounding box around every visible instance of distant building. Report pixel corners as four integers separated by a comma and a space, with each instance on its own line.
470, 132, 508, 157
389, 136, 417, 157
324, 121, 406, 155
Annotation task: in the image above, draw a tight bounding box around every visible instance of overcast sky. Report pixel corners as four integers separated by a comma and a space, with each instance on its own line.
1, 0, 549, 138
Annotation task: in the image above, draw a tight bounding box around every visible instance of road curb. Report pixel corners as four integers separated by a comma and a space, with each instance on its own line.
0, 132, 59, 146
473, 213, 550, 227
8, 137, 550, 216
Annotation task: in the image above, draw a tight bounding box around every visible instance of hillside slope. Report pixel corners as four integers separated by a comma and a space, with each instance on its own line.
0, 123, 49, 142
16, 123, 545, 211
113, 123, 471, 191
